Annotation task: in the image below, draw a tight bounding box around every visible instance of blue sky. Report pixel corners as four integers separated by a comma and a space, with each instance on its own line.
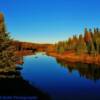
0, 0, 100, 43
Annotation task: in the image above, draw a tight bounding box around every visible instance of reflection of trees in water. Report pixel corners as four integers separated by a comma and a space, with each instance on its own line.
56, 58, 100, 81
0, 54, 51, 99
16, 56, 24, 65
0, 54, 51, 100
0, 50, 50, 99
0, 71, 51, 100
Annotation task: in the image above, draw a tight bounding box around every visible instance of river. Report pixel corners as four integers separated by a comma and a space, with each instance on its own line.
20, 52, 100, 100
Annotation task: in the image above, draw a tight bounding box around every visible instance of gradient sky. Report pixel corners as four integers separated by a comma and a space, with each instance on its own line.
0, 0, 100, 43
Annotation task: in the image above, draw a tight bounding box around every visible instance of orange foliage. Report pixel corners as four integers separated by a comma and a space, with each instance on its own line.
0, 13, 4, 22
84, 32, 92, 43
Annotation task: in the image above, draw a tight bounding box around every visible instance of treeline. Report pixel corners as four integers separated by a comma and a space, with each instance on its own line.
55, 28, 100, 55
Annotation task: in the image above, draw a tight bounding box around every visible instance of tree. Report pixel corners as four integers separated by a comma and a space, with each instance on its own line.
84, 28, 93, 54
76, 34, 87, 54
0, 13, 16, 72
55, 41, 65, 53
92, 28, 100, 54
84, 28, 92, 43
55, 28, 100, 55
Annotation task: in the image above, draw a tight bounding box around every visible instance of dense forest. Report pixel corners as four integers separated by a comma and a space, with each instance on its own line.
55, 28, 100, 55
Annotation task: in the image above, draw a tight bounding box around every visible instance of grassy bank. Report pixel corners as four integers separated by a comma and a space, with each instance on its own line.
47, 51, 100, 65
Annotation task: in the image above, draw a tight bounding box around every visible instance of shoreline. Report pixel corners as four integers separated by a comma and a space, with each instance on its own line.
47, 51, 100, 65
15, 50, 100, 65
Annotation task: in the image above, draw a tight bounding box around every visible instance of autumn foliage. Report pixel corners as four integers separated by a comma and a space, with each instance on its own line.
55, 28, 100, 55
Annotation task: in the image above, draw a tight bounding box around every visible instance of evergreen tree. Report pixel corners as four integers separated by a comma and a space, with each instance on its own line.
0, 13, 16, 72
76, 34, 87, 54
56, 41, 65, 53
55, 28, 100, 55
93, 28, 100, 54
84, 28, 93, 54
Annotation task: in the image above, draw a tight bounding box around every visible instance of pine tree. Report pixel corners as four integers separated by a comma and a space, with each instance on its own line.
84, 28, 93, 54
93, 28, 100, 54
0, 13, 16, 72
76, 34, 87, 54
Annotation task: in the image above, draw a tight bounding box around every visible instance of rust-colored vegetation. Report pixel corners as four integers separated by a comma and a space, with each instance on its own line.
49, 28, 100, 65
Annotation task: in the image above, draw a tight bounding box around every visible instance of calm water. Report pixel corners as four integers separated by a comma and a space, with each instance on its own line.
20, 53, 100, 100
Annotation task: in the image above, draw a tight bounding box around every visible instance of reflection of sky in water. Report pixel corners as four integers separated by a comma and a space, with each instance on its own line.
21, 53, 100, 100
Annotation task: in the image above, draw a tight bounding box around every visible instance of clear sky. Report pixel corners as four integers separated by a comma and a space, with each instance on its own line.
0, 0, 100, 43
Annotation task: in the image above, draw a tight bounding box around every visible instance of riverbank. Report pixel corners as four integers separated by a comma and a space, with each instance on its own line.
15, 50, 100, 65
15, 50, 34, 56
47, 51, 100, 65
15, 50, 35, 65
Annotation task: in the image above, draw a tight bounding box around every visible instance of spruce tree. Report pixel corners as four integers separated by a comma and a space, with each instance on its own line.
0, 13, 16, 72
76, 34, 87, 54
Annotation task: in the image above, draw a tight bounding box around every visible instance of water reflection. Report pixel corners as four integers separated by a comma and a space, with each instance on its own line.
0, 51, 51, 100
19, 52, 100, 81
0, 70, 51, 100
19, 53, 100, 100
56, 58, 100, 81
